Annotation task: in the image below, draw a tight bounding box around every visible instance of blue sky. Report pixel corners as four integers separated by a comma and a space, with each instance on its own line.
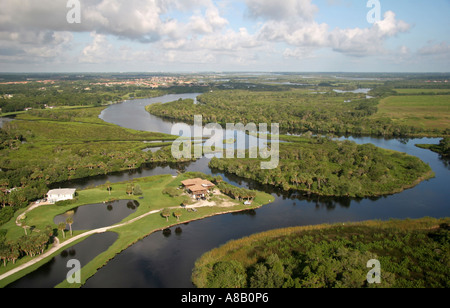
0, 0, 448, 72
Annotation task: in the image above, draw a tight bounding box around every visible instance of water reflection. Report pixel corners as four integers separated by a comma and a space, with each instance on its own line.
54, 200, 139, 231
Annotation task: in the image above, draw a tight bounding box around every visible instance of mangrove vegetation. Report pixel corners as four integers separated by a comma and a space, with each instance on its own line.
192, 217, 450, 288
208, 135, 434, 198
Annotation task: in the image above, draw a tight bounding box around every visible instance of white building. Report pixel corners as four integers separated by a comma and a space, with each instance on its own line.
47, 189, 77, 204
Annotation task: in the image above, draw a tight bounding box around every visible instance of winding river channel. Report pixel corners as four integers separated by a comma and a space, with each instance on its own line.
8, 93, 450, 288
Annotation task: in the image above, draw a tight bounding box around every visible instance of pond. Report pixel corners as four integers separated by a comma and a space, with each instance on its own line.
53, 199, 140, 231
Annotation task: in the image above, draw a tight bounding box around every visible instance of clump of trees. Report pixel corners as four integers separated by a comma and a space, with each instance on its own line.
0, 225, 54, 267
440, 137, 450, 156
216, 182, 257, 203
193, 218, 450, 288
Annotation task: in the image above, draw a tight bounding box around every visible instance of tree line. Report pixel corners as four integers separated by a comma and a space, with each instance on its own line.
147, 88, 449, 137
0, 81, 170, 114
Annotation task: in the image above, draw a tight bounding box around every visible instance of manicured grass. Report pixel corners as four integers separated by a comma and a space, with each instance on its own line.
375, 95, 450, 130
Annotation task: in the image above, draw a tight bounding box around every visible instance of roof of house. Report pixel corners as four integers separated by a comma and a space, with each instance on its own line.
181, 178, 215, 188
47, 188, 77, 195
188, 185, 209, 193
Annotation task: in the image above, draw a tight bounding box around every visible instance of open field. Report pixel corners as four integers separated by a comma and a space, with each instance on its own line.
394, 88, 450, 95
375, 95, 450, 131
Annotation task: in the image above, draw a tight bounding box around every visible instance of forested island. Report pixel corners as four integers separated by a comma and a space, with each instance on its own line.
192, 217, 450, 288
209, 135, 433, 198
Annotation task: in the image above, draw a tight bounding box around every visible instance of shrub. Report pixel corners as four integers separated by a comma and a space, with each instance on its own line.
206, 261, 247, 288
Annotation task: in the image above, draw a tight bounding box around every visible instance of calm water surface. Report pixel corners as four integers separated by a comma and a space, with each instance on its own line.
53, 199, 139, 231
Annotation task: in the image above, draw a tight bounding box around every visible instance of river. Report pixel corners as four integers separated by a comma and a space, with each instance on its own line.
8, 93, 450, 288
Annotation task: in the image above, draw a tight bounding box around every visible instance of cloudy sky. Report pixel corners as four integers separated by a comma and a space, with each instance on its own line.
0, 0, 449, 72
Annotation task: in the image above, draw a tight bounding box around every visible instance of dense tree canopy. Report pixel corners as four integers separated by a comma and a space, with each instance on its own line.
209, 135, 433, 198
193, 218, 450, 288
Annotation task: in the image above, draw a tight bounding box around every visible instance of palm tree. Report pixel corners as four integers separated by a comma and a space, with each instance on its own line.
106, 181, 112, 195
0, 247, 8, 267
173, 210, 182, 222
161, 209, 170, 222
306, 177, 313, 192
66, 216, 74, 236
21, 223, 30, 236
58, 222, 66, 239
249, 191, 257, 201
126, 183, 134, 196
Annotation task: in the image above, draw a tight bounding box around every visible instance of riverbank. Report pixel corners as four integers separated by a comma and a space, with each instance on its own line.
0, 173, 274, 288
416, 138, 450, 157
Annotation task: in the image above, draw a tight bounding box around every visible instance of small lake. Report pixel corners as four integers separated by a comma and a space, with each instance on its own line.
53, 199, 140, 231
333, 88, 372, 94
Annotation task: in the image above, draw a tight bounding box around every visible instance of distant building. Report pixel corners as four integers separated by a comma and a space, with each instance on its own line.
47, 188, 77, 204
